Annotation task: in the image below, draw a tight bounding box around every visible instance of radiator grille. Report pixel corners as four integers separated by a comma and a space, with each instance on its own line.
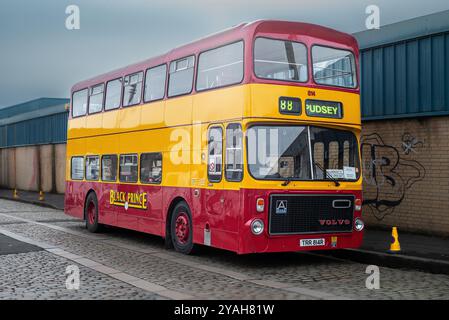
269, 194, 354, 235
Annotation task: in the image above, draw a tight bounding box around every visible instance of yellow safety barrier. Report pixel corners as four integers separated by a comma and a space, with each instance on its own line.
389, 227, 401, 253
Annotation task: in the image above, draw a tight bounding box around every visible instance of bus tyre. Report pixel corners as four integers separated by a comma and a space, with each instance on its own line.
85, 193, 102, 233
170, 202, 195, 254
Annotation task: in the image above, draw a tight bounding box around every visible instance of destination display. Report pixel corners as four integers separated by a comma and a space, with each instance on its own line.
279, 96, 301, 115
305, 99, 343, 119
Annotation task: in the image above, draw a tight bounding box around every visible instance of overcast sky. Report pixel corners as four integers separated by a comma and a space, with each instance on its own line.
1, 0, 449, 108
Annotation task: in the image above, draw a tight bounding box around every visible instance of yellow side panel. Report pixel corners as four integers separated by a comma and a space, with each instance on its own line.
165, 96, 192, 127
67, 117, 86, 140
140, 100, 165, 129
102, 109, 120, 135
192, 86, 248, 123
85, 113, 103, 137
119, 105, 142, 131
65, 137, 86, 180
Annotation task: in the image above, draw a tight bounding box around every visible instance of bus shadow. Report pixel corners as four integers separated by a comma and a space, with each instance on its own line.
99, 225, 344, 269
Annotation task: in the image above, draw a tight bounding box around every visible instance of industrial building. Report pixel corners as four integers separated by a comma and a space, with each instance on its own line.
0, 98, 69, 194
353, 9, 449, 236
1, 10, 449, 236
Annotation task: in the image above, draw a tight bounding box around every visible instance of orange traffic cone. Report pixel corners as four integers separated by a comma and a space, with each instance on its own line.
39, 190, 45, 201
389, 227, 401, 253
13, 189, 19, 199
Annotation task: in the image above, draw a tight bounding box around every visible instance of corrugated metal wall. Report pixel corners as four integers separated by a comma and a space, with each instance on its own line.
361, 31, 449, 120
0, 112, 68, 148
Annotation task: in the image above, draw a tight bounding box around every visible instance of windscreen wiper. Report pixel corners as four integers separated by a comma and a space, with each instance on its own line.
281, 176, 293, 186
314, 162, 340, 187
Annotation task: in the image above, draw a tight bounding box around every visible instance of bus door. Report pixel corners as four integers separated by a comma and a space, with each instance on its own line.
221, 123, 243, 234
204, 125, 225, 221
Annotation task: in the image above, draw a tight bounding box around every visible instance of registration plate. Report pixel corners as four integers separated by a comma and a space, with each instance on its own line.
300, 238, 325, 247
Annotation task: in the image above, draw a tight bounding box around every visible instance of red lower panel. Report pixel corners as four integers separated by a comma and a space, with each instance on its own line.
64, 181, 363, 254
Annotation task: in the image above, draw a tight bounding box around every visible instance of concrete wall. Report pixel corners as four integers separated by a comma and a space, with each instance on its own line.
55, 144, 66, 194
361, 116, 449, 236
0, 144, 66, 194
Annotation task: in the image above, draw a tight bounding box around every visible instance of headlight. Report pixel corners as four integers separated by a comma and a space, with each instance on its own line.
251, 219, 264, 235
354, 218, 364, 232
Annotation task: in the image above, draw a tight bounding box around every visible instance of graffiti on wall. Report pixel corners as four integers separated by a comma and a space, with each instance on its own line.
361, 133, 426, 220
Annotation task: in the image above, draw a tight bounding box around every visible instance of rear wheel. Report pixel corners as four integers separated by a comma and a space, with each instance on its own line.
170, 201, 195, 254
85, 192, 102, 233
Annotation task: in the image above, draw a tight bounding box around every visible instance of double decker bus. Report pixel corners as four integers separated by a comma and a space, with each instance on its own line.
65, 20, 364, 255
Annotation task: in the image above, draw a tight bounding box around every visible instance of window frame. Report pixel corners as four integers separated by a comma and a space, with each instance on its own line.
195, 40, 245, 93
253, 36, 309, 84
167, 55, 196, 98
144, 64, 167, 103
140, 152, 163, 185
71, 88, 89, 118
311, 44, 358, 89
225, 123, 243, 182
207, 125, 223, 183
119, 153, 139, 183
70, 156, 85, 180
104, 77, 123, 111
85, 155, 100, 181
101, 154, 118, 182
88, 83, 105, 115
122, 71, 144, 108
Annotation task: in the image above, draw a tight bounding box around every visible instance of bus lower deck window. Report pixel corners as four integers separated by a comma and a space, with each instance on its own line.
71, 157, 84, 180
102, 155, 118, 182
119, 154, 138, 183
85, 156, 100, 180
140, 153, 162, 184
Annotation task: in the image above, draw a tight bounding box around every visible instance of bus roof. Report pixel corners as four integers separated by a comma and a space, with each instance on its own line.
72, 20, 358, 92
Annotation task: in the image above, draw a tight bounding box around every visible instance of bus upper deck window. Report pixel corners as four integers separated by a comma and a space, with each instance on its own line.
105, 78, 122, 110
312, 46, 357, 88
89, 84, 104, 114
72, 89, 88, 117
254, 38, 308, 82
144, 64, 167, 102
123, 72, 143, 107
197, 41, 244, 91
168, 55, 195, 97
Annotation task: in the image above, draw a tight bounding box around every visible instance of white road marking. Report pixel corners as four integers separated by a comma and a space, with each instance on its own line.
0, 226, 193, 300
0, 211, 350, 300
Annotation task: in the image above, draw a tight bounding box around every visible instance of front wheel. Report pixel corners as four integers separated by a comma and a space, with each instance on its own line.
85, 192, 103, 233
170, 201, 195, 254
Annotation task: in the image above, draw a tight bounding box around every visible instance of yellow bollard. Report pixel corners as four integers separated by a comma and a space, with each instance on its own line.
39, 190, 45, 201
13, 189, 19, 199
389, 227, 401, 253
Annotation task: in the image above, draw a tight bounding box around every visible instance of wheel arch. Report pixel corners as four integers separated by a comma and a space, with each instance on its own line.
83, 189, 97, 220
165, 196, 188, 243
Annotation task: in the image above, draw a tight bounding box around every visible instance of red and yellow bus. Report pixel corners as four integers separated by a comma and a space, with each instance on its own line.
65, 20, 364, 255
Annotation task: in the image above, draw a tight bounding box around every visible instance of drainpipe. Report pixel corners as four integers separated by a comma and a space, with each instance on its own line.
37, 145, 42, 193
52, 144, 57, 193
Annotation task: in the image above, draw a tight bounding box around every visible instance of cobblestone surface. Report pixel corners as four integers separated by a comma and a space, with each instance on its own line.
0, 251, 163, 300
1, 199, 449, 300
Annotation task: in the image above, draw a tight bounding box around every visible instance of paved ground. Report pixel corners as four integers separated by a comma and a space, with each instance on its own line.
1, 199, 449, 300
